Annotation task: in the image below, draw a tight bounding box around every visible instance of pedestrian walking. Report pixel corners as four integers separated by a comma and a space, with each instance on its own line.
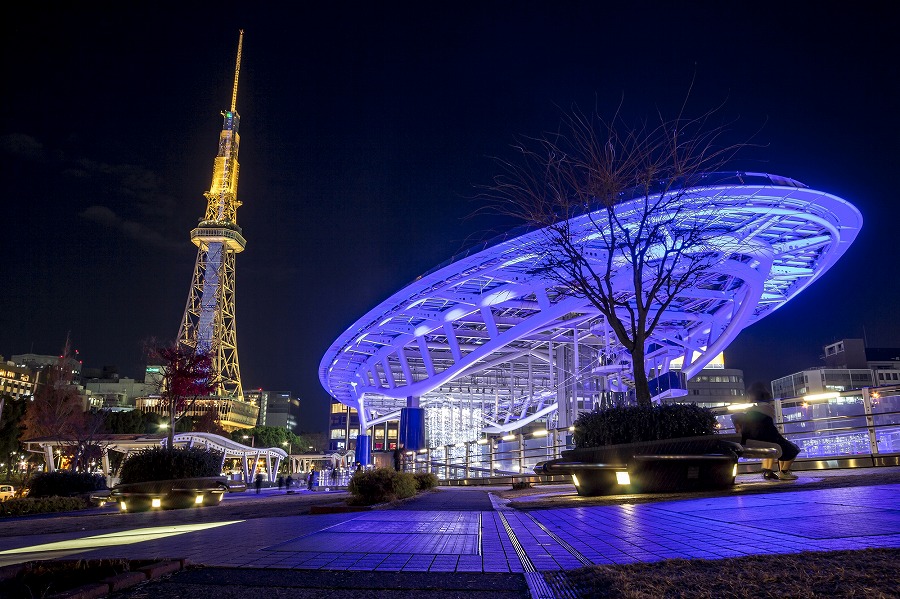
254, 472, 263, 494
286, 475, 294, 489
277, 475, 284, 490
307, 468, 315, 490
393, 444, 403, 471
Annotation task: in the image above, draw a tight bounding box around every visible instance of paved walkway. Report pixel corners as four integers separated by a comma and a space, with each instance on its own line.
1, 470, 898, 582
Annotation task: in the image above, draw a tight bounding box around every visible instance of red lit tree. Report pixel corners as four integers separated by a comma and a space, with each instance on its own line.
149, 344, 214, 448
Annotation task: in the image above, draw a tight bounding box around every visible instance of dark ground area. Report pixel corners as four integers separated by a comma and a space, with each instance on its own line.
110, 568, 531, 599
548, 548, 900, 599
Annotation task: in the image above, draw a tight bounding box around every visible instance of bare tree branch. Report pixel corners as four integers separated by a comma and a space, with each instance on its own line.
482, 103, 750, 406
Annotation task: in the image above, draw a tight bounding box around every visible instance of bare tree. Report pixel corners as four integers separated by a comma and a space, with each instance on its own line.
148, 344, 213, 448
22, 340, 87, 467
67, 410, 108, 472
487, 106, 745, 406
193, 405, 228, 437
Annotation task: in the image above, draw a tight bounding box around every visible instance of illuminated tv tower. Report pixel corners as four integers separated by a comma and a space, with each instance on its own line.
177, 31, 247, 404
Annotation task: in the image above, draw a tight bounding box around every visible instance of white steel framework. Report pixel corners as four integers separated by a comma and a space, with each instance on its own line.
320, 173, 862, 441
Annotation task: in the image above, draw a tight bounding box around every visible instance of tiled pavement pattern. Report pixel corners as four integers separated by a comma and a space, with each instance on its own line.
1, 480, 899, 575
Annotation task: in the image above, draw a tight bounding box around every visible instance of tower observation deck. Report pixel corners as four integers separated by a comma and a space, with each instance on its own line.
320, 173, 862, 447
177, 31, 254, 426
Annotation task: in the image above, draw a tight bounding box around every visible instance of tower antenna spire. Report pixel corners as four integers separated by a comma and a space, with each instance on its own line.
230, 30, 243, 113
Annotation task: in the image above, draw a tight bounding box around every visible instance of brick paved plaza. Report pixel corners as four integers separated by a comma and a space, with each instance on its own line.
1, 469, 898, 597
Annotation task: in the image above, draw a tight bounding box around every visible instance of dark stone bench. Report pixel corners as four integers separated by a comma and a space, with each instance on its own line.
108, 476, 229, 511
534, 434, 780, 496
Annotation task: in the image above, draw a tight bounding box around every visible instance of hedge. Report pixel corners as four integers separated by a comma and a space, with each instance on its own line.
413, 472, 439, 491
347, 468, 417, 505
119, 447, 224, 484
0, 496, 89, 517
573, 403, 717, 448
28, 471, 107, 498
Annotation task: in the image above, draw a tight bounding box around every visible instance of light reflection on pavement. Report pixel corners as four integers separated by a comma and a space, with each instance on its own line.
0, 521, 242, 566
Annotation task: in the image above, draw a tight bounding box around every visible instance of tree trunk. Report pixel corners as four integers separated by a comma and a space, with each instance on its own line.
630, 339, 652, 407
168, 409, 175, 449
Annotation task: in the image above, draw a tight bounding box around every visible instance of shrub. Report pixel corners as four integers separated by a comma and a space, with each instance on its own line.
0, 558, 132, 597
28, 471, 107, 498
512, 481, 533, 490
573, 403, 717, 448
347, 468, 417, 505
118, 447, 223, 484
413, 472, 439, 491
0, 496, 89, 517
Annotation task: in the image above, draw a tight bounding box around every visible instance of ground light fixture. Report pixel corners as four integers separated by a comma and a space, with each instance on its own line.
118, 493, 209, 512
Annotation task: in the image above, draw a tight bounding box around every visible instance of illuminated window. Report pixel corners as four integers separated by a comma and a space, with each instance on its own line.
330, 429, 345, 439
331, 403, 346, 414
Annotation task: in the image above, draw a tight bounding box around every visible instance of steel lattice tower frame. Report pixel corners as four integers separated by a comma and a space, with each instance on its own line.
177, 31, 246, 402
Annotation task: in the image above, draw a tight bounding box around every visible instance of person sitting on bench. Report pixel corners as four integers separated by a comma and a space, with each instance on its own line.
733, 384, 801, 481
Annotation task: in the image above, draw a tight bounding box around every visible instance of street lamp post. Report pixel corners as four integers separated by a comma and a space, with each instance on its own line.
281, 441, 293, 475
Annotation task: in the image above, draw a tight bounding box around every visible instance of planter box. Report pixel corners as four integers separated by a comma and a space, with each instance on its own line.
536, 435, 742, 496
109, 476, 228, 511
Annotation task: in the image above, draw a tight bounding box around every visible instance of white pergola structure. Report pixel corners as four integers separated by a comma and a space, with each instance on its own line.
320, 173, 862, 447
166, 432, 288, 483
26, 432, 288, 484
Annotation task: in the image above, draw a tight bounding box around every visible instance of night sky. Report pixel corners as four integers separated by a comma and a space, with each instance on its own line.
3, 4, 897, 432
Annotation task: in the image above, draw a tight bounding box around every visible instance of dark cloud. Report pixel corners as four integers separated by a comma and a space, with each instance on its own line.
67, 157, 182, 250
0, 133, 44, 160
71, 159, 178, 219
80, 205, 182, 251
